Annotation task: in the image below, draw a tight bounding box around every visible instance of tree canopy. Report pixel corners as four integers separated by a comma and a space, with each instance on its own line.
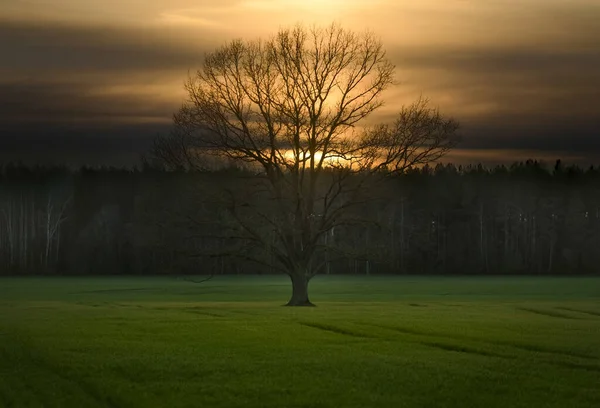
158, 24, 459, 305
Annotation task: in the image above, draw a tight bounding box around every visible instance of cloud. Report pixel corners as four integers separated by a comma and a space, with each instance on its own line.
0, 18, 206, 165
0, 19, 211, 73
376, 42, 600, 159
0, 1, 599, 166
0, 80, 178, 124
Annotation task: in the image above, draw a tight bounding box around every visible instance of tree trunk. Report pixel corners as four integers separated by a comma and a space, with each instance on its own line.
286, 273, 314, 306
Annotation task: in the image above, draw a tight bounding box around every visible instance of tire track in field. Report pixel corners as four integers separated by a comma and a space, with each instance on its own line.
359, 322, 600, 369
554, 361, 600, 373
360, 322, 513, 360
555, 307, 600, 317
0, 334, 120, 408
183, 307, 257, 318
516, 307, 582, 320
185, 310, 225, 317
298, 321, 377, 339
499, 341, 598, 360
70, 288, 158, 295
418, 341, 509, 359
182, 307, 226, 317
30, 354, 120, 408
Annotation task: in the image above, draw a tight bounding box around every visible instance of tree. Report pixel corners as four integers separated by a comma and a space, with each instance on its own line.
161, 24, 459, 305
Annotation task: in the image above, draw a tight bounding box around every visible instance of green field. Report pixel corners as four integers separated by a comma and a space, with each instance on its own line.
1, 276, 599, 408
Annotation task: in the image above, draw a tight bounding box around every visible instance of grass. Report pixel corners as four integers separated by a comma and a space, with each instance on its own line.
0, 275, 599, 408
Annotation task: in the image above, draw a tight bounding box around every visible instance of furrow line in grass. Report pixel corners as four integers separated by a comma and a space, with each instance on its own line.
554, 361, 600, 373
555, 307, 600, 317
360, 322, 514, 360
362, 323, 600, 373
360, 323, 424, 337
32, 355, 121, 408
498, 341, 599, 360
298, 321, 377, 339
2, 333, 120, 408
183, 307, 254, 317
359, 322, 600, 363
184, 309, 225, 317
516, 307, 582, 320
418, 341, 511, 359
69, 287, 157, 294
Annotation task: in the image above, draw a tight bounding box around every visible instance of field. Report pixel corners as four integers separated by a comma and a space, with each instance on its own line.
1, 276, 599, 408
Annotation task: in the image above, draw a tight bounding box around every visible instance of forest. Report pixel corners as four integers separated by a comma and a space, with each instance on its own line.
0, 159, 598, 277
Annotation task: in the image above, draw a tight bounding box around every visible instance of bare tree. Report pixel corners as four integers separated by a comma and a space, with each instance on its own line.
43, 193, 71, 269
158, 24, 459, 305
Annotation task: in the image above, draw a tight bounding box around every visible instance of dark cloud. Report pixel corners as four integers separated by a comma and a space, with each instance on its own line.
385, 42, 600, 162
0, 19, 208, 73
395, 45, 600, 114
0, 18, 215, 166
460, 121, 599, 151
401, 47, 600, 83
0, 79, 175, 166
0, 81, 177, 122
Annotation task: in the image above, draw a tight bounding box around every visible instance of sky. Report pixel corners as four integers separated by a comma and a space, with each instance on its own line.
1, 0, 599, 167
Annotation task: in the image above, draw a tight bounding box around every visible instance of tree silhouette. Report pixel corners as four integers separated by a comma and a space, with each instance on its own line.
157, 24, 459, 305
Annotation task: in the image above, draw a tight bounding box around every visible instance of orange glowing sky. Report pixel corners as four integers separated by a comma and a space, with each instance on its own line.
1, 0, 599, 166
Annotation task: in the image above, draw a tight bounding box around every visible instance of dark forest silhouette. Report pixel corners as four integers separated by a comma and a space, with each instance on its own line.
0, 159, 598, 277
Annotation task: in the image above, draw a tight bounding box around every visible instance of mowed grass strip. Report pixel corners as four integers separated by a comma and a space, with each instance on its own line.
0, 276, 599, 408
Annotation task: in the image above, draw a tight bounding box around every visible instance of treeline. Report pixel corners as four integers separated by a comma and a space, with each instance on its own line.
0, 159, 598, 276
